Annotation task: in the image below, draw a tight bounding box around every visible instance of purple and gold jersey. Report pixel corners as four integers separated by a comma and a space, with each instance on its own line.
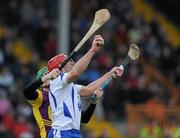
28, 89, 52, 138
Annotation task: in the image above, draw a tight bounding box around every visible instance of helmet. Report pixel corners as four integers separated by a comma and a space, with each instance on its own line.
47, 54, 67, 71
35, 67, 48, 80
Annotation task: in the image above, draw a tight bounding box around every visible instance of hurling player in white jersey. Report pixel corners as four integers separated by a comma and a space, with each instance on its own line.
47, 35, 124, 138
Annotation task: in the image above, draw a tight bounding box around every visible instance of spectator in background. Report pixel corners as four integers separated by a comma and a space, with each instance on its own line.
43, 31, 57, 59
0, 48, 4, 65
20, 0, 35, 26
0, 92, 11, 115
0, 115, 13, 138
139, 120, 163, 138
0, 66, 14, 91
2, 111, 33, 138
12, 114, 33, 138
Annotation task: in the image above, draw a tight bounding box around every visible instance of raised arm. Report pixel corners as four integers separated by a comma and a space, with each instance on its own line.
23, 69, 60, 100
66, 35, 104, 84
23, 78, 44, 100
79, 67, 124, 97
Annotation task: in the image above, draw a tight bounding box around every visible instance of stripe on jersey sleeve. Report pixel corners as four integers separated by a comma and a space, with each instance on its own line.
71, 86, 75, 114
60, 72, 65, 80
60, 72, 68, 86
49, 90, 57, 108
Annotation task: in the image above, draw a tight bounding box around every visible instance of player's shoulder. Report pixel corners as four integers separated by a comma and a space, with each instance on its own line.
57, 72, 66, 82
51, 72, 67, 83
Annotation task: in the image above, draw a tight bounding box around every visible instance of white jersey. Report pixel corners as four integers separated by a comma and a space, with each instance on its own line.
49, 72, 82, 130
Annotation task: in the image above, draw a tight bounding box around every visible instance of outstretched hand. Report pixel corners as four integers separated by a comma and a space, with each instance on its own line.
42, 68, 60, 86
48, 69, 61, 79
111, 66, 124, 78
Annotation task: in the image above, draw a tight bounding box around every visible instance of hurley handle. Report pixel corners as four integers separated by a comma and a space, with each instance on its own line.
59, 51, 77, 70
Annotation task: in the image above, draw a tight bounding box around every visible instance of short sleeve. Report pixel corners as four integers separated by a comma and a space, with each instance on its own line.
49, 72, 68, 90
74, 84, 83, 94
61, 72, 68, 86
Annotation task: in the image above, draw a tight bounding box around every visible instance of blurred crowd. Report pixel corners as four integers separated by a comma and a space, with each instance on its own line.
0, 0, 180, 137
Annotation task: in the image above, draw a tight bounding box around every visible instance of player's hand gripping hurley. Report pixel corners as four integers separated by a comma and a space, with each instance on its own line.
91, 44, 140, 101
59, 9, 111, 70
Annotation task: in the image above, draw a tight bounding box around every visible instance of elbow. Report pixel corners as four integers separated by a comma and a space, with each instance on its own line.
82, 87, 92, 97
86, 87, 94, 95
